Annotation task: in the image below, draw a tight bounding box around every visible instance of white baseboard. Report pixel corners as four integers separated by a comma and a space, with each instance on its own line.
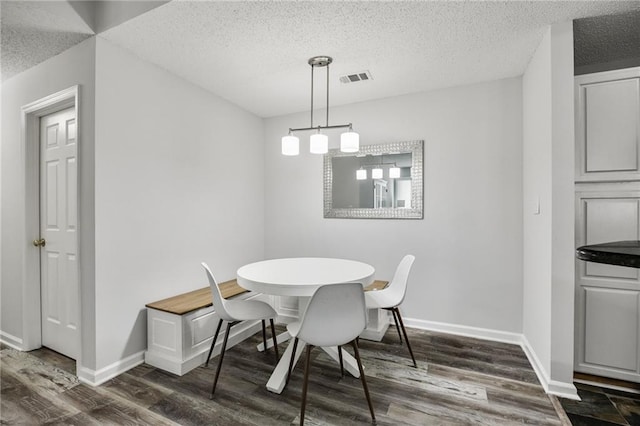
520, 335, 579, 400
0, 331, 24, 350
405, 318, 522, 345
547, 379, 579, 400
77, 350, 145, 387
406, 318, 579, 400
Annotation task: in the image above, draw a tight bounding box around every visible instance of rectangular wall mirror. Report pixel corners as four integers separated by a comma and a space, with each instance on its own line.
324, 140, 423, 219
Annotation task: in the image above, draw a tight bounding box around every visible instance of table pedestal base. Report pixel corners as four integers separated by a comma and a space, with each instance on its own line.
264, 337, 360, 394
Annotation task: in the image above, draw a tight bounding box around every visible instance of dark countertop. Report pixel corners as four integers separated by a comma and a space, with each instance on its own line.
576, 241, 640, 268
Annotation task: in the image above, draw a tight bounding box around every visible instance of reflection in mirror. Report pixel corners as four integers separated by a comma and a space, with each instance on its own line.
324, 140, 423, 219
332, 153, 412, 208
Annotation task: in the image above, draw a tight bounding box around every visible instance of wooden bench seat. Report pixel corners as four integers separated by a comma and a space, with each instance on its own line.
364, 280, 389, 292
145, 279, 248, 315
144, 279, 258, 376
147, 279, 384, 316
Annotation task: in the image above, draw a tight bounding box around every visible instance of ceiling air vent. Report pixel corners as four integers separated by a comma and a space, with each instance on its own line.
340, 70, 373, 84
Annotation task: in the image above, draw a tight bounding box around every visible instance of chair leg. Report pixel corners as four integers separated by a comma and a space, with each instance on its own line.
300, 345, 313, 426
351, 340, 376, 423
205, 319, 223, 367
338, 345, 344, 378
287, 337, 299, 385
211, 322, 232, 398
394, 307, 417, 368
388, 307, 403, 344
261, 319, 267, 352
269, 318, 279, 362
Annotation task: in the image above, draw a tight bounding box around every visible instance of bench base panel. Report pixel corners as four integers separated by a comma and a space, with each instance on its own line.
145, 292, 268, 376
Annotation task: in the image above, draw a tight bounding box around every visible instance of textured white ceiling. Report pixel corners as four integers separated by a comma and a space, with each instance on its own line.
0, 0, 168, 80
1, 1, 93, 79
3, 1, 640, 117
574, 10, 640, 68
99, 0, 640, 118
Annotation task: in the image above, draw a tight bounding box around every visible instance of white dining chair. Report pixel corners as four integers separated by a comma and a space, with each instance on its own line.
201, 262, 279, 398
365, 254, 417, 367
286, 282, 375, 425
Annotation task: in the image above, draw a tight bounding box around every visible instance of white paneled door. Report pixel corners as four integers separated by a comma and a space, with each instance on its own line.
39, 107, 79, 359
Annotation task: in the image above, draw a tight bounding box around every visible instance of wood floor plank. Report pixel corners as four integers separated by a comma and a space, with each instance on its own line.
43, 411, 105, 426
58, 383, 179, 426
387, 332, 540, 384
0, 368, 79, 424
0, 349, 78, 396
426, 362, 559, 419
355, 349, 488, 403
149, 390, 267, 426
101, 372, 173, 409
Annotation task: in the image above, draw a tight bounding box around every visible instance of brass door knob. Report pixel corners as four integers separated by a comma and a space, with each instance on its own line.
33, 238, 46, 247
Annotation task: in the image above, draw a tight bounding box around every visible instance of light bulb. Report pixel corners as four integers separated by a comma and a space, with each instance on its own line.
310, 133, 328, 154
389, 167, 401, 178
356, 169, 367, 180
282, 135, 299, 156
372, 168, 383, 179
340, 131, 359, 153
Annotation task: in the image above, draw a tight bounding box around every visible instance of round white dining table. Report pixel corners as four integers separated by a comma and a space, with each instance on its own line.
236, 257, 375, 394
237, 257, 375, 296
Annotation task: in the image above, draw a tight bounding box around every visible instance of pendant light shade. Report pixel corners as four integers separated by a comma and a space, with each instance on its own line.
372, 168, 383, 179
340, 130, 360, 153
389, 167, 401, 178
310, 133, 328, 154
356, 168, 367, 180
282, 135, 300, 156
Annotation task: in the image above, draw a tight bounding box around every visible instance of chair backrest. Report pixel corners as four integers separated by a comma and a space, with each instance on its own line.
384, 255, 415, 307
297, 282, 366, 347
201, 262, 234, 322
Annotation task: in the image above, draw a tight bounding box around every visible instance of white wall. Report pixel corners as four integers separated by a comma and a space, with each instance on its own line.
549, 21, 576, 392
522, 22, 576, 398
522, 27, 553, 385
0, 38, 97, 368
264, 78, 524, 333
93, 38, 265, 372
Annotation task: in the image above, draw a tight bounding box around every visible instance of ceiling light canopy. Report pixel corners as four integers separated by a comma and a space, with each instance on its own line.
282, 56, 359, 156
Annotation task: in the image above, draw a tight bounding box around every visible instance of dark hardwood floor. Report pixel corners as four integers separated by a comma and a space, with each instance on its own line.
1, 327, 567, 425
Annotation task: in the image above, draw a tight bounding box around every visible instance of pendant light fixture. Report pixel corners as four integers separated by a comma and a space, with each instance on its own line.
282, 56, 359, 155
389, 166, 401, 178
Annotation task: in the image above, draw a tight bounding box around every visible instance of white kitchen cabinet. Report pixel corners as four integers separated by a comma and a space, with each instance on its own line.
575, 68, 640, 183
574, 66, 640, 382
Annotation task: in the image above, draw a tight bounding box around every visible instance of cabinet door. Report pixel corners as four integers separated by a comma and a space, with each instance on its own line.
575, 68, 640, 182
575, 190, 640, 382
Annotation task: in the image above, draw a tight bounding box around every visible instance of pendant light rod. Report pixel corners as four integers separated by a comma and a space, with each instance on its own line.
310, 62, 314, 127
308, 55, 332, 128
288, 123, 353, 133
326, 60, 330, 127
